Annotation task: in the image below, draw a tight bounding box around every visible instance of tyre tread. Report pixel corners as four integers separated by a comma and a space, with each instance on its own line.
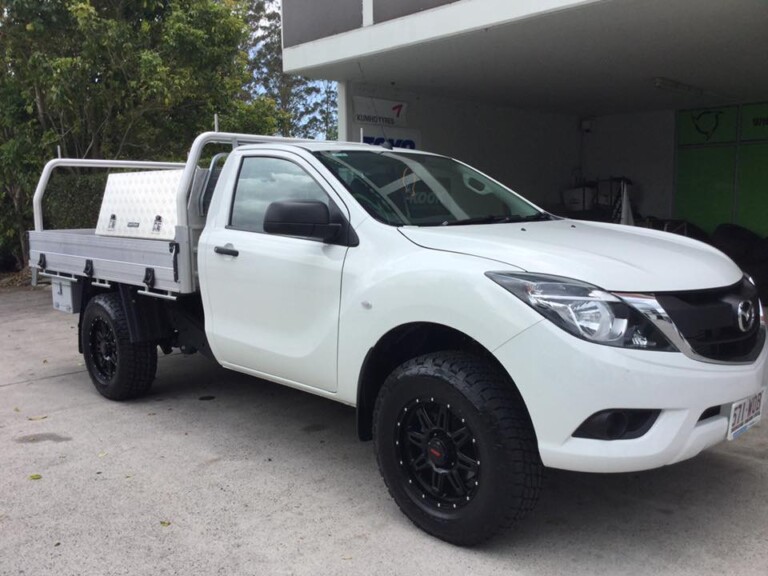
82, 292, 157, 400
373, 351, 542, 545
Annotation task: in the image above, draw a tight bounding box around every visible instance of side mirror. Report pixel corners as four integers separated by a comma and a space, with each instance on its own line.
263, 200, 341, 242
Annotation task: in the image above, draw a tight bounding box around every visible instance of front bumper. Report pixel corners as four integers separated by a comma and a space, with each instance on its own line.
494, 321, 768, 473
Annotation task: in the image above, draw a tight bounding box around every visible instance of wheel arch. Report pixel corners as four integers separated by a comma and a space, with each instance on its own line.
356, 322, 525, 441
78, 282, 173, 353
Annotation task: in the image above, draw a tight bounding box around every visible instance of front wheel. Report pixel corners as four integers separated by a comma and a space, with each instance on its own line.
81, 293, 157, 400
373, 352, 542, 545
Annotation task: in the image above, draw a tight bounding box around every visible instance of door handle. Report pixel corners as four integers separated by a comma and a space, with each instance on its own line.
214, 245, 239, 257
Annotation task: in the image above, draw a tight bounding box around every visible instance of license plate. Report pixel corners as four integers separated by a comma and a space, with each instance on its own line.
728, 390, 764, 440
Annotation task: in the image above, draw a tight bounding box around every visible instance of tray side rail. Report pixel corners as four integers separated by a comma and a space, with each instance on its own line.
29, 229, 182, 294
32, 159, 185, 232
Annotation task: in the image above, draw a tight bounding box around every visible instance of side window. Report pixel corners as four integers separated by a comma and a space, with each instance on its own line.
230, 157, 330, 233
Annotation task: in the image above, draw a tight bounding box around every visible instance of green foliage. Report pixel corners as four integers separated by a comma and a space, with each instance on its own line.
317, 81, 339, 141
0, 47, 45, 268
3, 0, 255, 159
0, 0, 283, 267
218, 98, 283, 136
43, 172, 107, 230
0, 0, 339, 269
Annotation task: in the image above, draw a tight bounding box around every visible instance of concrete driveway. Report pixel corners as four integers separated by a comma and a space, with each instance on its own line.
1, 286, 767, 576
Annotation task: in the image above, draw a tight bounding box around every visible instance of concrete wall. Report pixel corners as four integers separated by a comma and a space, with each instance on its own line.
283, 0, 362, 47
581, 111, 676, 218
341, 83, 581, 207
282, 0, 461, 47
373, 0, 461, 23
339, 83, 676, 217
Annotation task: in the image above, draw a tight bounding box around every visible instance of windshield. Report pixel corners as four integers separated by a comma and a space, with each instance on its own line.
314, 151, 544, 226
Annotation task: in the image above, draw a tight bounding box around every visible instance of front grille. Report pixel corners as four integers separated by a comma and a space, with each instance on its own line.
656, 278, 762, 362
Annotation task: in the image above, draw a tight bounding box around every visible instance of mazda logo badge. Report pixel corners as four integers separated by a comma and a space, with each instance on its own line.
737, 301, 755, 333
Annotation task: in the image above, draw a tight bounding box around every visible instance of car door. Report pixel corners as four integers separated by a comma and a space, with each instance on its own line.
199, 151, 349, 393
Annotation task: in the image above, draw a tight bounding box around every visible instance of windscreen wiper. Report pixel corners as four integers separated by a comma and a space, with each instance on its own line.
442, 213, 551, 226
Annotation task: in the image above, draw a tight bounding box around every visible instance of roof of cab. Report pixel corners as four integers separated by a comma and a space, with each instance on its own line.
235, 140, 438, 155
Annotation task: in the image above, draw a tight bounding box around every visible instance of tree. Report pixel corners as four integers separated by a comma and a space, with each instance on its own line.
1, 0, 263, 160
0, 0, 281, 267
248, 0, 338, 139
317, 80, 338, 141
0, 71, 44, 268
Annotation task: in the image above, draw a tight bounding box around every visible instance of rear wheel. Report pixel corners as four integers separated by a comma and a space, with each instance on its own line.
373, 352, 542, 545
81, 293, 157, 400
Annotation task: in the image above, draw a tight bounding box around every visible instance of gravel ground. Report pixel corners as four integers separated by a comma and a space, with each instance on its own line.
1, 286, 767, 576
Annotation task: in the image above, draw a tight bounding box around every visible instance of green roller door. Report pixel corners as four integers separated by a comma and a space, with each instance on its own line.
676, 147, 736, 234
676, 103, 768, 236
736, 144, 768, 236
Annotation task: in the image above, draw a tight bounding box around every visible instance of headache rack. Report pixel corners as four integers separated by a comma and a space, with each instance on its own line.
28, 132, 315, 299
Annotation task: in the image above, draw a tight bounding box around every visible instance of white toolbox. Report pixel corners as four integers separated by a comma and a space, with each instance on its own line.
95, 170, 184, 240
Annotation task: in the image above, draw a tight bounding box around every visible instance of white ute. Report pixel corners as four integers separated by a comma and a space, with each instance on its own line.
29, 132, 767, 545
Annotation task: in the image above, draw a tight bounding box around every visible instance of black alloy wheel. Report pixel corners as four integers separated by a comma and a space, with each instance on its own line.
395, 397, 481, 511
374, 352, 542, 546
81, 292, 157, 400
88, 316, 119, 384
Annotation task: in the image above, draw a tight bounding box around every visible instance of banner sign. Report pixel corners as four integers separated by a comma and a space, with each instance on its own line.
678, 103, 768, 145
353, 96, 408, 127
360, 126, 421, 150
740, 103, 768, 141
677, 106, 738, 145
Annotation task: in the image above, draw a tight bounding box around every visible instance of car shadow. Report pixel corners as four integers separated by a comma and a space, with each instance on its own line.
140, 351, 765, 570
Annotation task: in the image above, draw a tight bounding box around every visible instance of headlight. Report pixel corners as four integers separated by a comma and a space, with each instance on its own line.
486, 272, 676, 350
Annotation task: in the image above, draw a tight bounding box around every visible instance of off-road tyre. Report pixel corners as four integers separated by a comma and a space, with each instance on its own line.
81, 292, 157, 400
373, 352, 542, 546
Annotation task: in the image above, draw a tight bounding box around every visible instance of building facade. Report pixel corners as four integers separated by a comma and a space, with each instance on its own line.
282, 0, 768, 235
